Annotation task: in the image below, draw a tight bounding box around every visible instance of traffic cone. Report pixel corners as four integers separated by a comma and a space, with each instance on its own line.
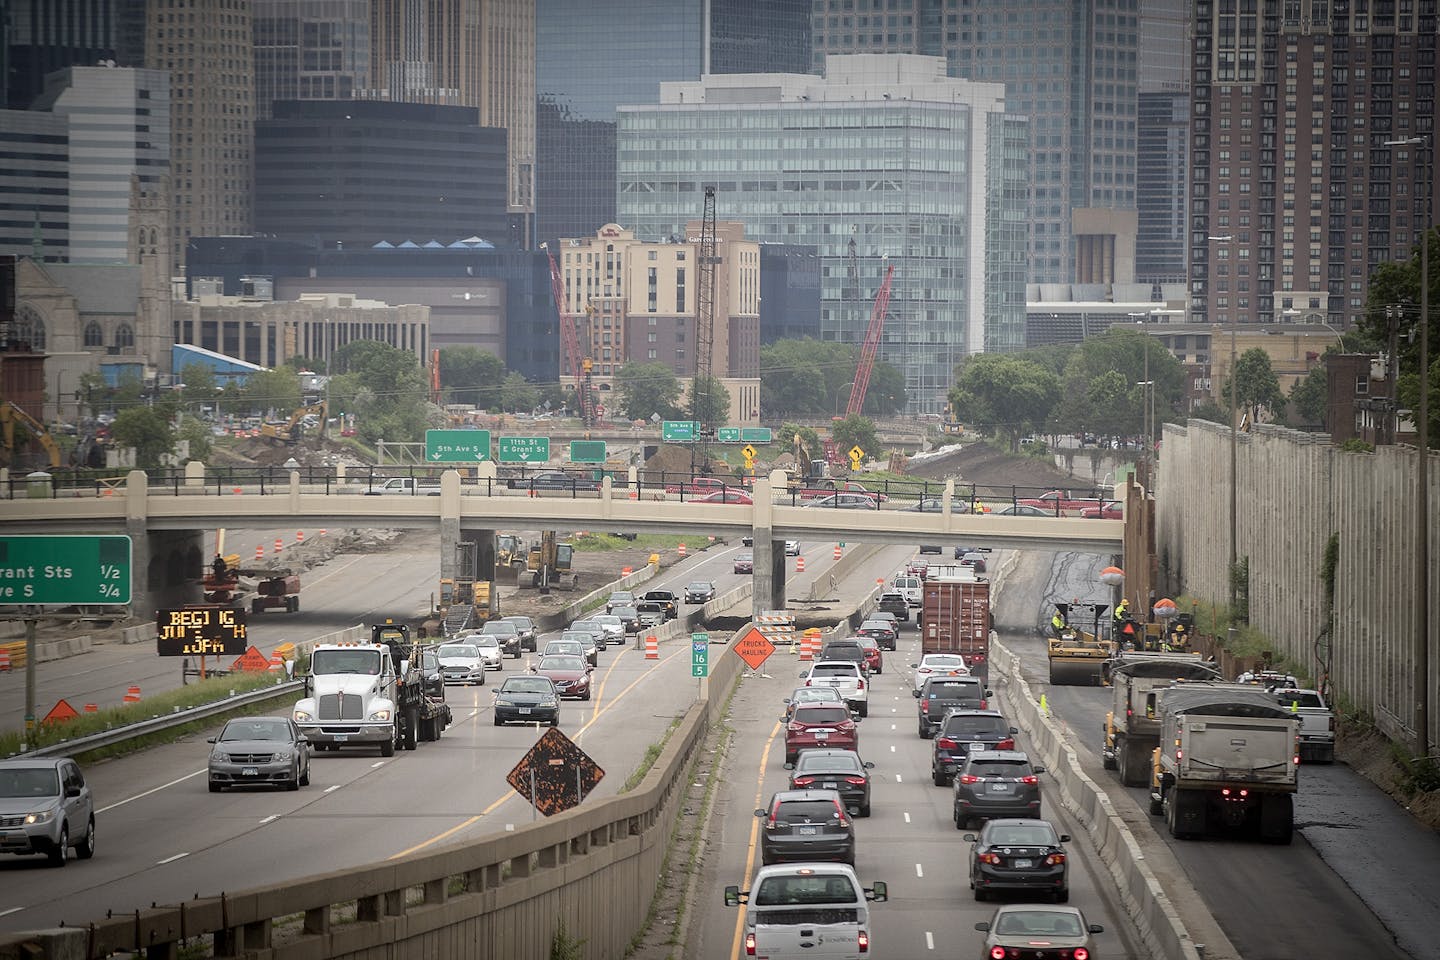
233, 487, 242, 495
645, 635, 659, 660
123, 684, 142, 704
319, 529, 327, 538
677, 543, 687, 557
621, 566, 633, 576
83, 703, 98, 713
0, 647, 10, 671
296, 530, 305, 544
798, 634, 814, 661
796, 556, 806, 573
255, 545, 264, 562
833, 544, 842, 560
267, 653, 285, 672
273, 538, 283, 555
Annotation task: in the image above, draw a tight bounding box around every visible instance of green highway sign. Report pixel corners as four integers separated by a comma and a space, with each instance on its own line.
740, 427, 773, 444
569, 440, 608, 463
662, 420, 697, 442
498, 436, 551, 463
0, 535, 132, 605
691, 634, 709, 678
425, 429, 491, 462
717, 427, 741, 443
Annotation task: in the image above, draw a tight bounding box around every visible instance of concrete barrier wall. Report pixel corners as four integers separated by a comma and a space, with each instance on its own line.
990, 637, 1204, 960
1156, 419, 1439, 747
0, 621, 749, 960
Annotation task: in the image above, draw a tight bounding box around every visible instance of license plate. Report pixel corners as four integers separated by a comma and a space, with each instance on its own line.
519, 707, 532, 715
990, 782, 1009, 792
970, 742, 985, 751
823, 781, 838, 790
815, 732, 829, 739
242, 767, 259, 777
1014, 858, 1033, 869
332, 735, 348, 742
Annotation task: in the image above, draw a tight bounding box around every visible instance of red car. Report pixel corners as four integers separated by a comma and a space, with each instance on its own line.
784, 702, 859, 765
854, 635, 884, 675
1080, 500, 1123, 519
663, 476, 729, 497
696, 487, 753, 504
532, 654, 592, 700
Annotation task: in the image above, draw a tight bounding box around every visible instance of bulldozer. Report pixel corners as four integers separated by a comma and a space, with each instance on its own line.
1047, 601, 1115, 686
525, 530, 576, 593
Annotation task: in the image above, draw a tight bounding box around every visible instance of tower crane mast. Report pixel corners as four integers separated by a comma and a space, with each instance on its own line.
845, 263, 895, 417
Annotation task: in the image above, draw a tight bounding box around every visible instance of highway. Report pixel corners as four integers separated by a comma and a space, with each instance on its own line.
997, 549, 1436, 960
0, 532, 870, 934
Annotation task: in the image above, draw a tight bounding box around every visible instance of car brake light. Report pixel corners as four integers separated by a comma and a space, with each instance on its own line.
857, 678, 865, 690
1045, 853, 1066, 865
959, 774, 980, 784
746, 931, 757, 956
845, 776, 867, 785
839, 720, 855, 731
1020, 775, 1038, 785
978, 852, 1001, 864
857, 929, 869, 953
1074, 948, 1089, 960
787, 723, 803, 733
996, 738, 1015, 750
989, 946, 1007, 959
979, 699, 988, 709
937, 737, 959, 750
793, 776, 815, 786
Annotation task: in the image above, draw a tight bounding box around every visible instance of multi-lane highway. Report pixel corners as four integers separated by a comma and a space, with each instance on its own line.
0, 533, 870, 933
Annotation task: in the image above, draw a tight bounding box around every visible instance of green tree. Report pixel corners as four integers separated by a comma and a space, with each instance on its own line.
614, 361, 683, 421
175, 415, 213, 462
240, 366, 302, 418
1056, 327, 1185, 438
1288, 364, 1329, 428
689, 374, 731, 428
948, 355, 1061, 450
861, 360, 907, 416
178, 363, 218, 401
438, 346, 506, 409
498, 371, 540, 413
1223, 347, 1286, 426
1189, 400, 1228, 425
110, 407, 174, 469
831, 413, 879, 463
778, 422, 823, 465
324, 343, 430, 442
1361, 228, 1440, 446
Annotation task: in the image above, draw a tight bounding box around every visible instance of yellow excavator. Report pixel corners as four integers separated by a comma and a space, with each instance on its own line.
1, 400, 62, 469
261, 401, 328, 444
526, 531, 576, 593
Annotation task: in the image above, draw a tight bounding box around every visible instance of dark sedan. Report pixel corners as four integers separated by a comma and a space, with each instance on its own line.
755, 789, 855, 866
931, 709, 1016, 786
492, 675, 562, 727
967, 818, 1070, 903
533, 654, 593, 700
787, 748, 875, 817
511, 471, 600, 493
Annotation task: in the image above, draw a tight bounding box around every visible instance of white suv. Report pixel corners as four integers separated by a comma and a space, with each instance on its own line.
800, 661, 870, 717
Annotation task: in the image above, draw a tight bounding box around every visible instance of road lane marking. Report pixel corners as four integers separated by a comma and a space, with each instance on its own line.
0, 907, 24, 918
157, 852, 189, 864
370, 761, 385, 768
915, 863, 924, 878
890, 723, 896, 730
896, 774, 903, 783
904, 812, 911, 824
98, 769, 206, 812
388, 646, 681, 860
324, 784, 341, 793
890, 744, 896, 752
259, 815, 278, 825
925, 931, 935, 950
731, 718, 785, 960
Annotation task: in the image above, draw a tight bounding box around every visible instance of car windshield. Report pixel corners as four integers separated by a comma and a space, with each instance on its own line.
311, 649, 382, 675
483, 623, 517, 635
794, 706, 850, 724
1276, 692, 1325, 709
609, 593, 633, 604
922, 656, 965, 670
502, 678, 553, 694
504, 618, 533, 630
987, 824, 1058, 846
793, 688, 841, 701
880, 594, 906, 603
560, 633, 592, 644
687, 582, 710, 592
944, 715, 1007, 736
547, 642, 583, 655
773, 800, 842, 823
859, 621, 890, 631
927, 680, 980, 698
540, 656, 585, 672
221, 719, 291, 741
754, 875, 858, 906
438, 644, 478, 658
613, 606, 638, 618
796, 754, 862, 774
572, 621, 603, 632
0, 767, 59, 797
969, 759, 1032, 777
995, 911, 1084, 938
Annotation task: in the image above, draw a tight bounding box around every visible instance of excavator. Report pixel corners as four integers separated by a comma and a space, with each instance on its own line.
260, 401, 328, 445
525, 531, 576, 593
1, 400, 62, 469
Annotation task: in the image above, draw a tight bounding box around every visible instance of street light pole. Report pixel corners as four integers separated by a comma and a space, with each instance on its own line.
1209, 235, 1237, 617
1386, 135, 1432, 757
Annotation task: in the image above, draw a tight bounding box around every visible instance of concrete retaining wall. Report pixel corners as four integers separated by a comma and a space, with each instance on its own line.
1156, 419, 1439, 747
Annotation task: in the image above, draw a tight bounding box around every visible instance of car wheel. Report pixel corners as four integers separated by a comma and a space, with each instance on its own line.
973, 886, 987, 902
858, 702, 868, 718
493, 715, 504, 726
380, 733, 396, 757
954, 808, 965, 830
1053, 888, 1070, 903
784, 752, 797, 766
48, 825, 68, 867
299, 759, 310, 786
209, 780, 221, 792
933, 769, 947, 787
582, 691, 591, 701
550, 716, 560, 727
75, 817, 95, 860
859, 801, 871, 818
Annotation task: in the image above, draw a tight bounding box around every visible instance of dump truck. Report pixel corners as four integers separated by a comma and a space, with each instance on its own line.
1047, 601, 1113, 685
918, 578, 992, 680
1102, 651, 1221, 786
1148, 682, 1300, 844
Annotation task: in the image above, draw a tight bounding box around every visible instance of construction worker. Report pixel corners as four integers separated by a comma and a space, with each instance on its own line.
1113, 597, 1130, 628
1051, 609, 1067, 637
212, 554, 229, 582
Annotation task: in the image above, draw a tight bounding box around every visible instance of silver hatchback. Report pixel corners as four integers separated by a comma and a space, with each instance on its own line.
0, 757, 95, 866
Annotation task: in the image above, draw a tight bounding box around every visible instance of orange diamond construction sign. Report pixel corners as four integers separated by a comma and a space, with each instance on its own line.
733, 626, 776, 671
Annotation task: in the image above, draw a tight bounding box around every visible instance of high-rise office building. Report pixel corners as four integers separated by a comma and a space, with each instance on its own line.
535, 0, 810, 247
1189, 2, 1437, 330
4, 0, 120, 110
145, 0, 253, 269
251, 0, 370, 120
1134, 0, 1190, 288
30, 64, 169, 263
812, 0, 1140, 286
0, 109, 68, 259
365, 0, 534, 230
617, 55, 1026, 414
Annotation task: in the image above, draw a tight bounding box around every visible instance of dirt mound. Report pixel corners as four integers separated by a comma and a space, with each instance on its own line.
906, 441, 1077, 490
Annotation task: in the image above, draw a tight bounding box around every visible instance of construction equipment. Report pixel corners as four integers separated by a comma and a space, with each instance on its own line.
526, 530, 576, 593
1101, 651, 1220, 786
1, 399, 61, 469
424, 539, 498, 636
844, 262, 895, 417
260, 401, 328, 445
494, 533, 527, 583
542, 242, 594, 428
1047, 601, 1115, 686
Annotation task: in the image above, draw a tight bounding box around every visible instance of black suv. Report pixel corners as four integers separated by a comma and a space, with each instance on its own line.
877, 591, 911, 622
754, 789, 856, 866
953, 750, 1044, 828
914, 676, 991, 738
819, 640, 869, 673
931, 709, 1017, 786
642, 590, 679, 620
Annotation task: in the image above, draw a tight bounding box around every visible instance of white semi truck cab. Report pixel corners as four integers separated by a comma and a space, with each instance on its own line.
292, 642, 400, 756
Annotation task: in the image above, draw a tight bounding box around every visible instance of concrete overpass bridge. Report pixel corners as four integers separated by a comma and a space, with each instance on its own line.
0, 468, 1127, 614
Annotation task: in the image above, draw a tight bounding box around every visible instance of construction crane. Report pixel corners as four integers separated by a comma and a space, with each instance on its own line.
845, 262, 895, 418
428, 347, 442, 406
690, 185, 718, 475
541, 242, 594, 428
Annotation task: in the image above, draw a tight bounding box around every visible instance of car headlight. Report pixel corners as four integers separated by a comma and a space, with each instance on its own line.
293, 710, 312, 722
211, 749, 227, 762
272, 749, 293, 761
369, 709, 391, 721
24, 810, 56, 825
541, 697, 559, 707
494, 697, 513, 707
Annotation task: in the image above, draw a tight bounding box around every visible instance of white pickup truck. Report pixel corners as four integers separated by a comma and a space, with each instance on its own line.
365, 477, 441, 495
725, 864, 888, 960
801, 661, 870, 717
1271, 687, 1335, 763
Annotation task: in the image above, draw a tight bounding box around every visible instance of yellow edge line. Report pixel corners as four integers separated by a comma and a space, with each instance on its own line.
388, 642, 679, 859
729, 718, 784, 960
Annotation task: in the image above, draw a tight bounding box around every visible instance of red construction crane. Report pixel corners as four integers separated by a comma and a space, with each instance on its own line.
845, 263, 895, 418
429, 348, 442, 406
542, 244, 592, 426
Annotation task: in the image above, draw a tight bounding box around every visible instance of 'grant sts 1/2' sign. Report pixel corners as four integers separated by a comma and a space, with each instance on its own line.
0, 535, 132, 605
156, 607, 249, 657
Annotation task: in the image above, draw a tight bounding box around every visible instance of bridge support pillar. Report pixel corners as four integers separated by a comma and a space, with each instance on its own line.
752, 529, 785, 612
462, 527, 498, 585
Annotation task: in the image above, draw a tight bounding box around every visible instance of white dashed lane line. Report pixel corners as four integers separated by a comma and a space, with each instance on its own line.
259, 814, 278, 825
904, 811, 911, 824
915, 863, 924, 878
324, 784, 341, 793
157, 852, 189, 865
925, 931, 935, 950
